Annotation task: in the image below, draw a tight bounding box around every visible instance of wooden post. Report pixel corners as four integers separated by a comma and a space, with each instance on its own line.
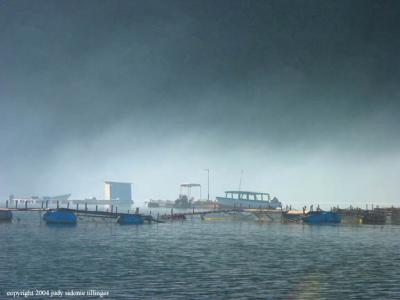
15, 201, 18, 209
41, 201, 44, 209
76, 203, 79, 211
96, 205, 98, 212
25, 201, 28, 210
6, 200, 8, 208
57, 201, 59, 209
85, 203, 87, 211
115, 206, 118, 213
67, 202, 70, 209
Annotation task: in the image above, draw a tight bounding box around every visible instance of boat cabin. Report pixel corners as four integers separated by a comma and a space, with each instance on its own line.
224, 191, 271, 201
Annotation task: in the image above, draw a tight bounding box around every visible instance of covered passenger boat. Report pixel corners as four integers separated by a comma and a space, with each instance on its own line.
217, 191, 281, 209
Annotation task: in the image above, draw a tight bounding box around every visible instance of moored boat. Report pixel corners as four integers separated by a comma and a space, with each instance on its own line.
217, 191, 281, 209
0, 209, 12, 222
117, 214, 144, 225
302, 211, 341, 224
43, 209, 77, 224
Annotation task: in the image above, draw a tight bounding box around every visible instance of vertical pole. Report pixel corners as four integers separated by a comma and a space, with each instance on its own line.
111, 205, 113, 213
76, 203, 79, 211
193, 206, 195, 214
171, 208, 173, 216
67, 202, 70, 209
6, 200, 8, 208
85, 203, 87, 211
41, 201, 43, 209
57, 201, 59, 209
136, 207, 139, 214
150, 210, 152, 215
15, 201, 18, 209
25, 201, 28, 210
115, 206, 118, 214
207, 169, 210, 201
96, 205, 98, 212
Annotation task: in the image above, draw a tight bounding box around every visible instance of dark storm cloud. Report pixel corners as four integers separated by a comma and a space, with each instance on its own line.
0, 0, 399, 204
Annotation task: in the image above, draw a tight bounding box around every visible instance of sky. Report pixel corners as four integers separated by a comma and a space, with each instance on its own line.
0, 0, 399, 208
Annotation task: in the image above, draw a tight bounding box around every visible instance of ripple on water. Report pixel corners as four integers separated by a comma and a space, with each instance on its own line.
1, 213, 400, 299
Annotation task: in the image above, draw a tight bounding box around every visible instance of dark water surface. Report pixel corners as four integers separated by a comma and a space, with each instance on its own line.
1, 211, 399, 299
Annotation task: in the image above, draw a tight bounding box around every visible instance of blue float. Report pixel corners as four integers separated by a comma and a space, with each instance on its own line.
0, 210, 12, 222
117, 214, 144, 225
43, 210, 77, 224
302, 211, 341, 224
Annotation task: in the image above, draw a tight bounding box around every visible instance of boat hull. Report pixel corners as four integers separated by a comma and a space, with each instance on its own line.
43, 210, 77, 224
216, 197, 280, 209
0, 210, 12, 222
303, 212, 341, 224
117, 214, 144, 225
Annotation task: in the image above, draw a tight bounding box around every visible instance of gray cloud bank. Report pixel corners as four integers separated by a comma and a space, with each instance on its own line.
0, 0, 399, 207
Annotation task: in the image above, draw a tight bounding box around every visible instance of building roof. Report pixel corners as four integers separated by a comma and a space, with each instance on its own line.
104, 181, 132, 185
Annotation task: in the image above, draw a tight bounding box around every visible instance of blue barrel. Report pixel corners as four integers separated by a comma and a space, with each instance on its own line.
43, 210, 77, 224
117, 214, 144, 225
0, 210, 12, 222
303, 212, 341, 224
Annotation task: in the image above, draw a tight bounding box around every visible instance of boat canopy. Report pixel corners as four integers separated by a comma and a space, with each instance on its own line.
224, 191, 271, 201
180, 183, 201, 188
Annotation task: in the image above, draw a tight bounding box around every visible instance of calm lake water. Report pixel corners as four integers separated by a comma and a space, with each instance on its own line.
1, 210, 400, 299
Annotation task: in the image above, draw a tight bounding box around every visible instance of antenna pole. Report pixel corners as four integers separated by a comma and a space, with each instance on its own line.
239, 169, 244, 192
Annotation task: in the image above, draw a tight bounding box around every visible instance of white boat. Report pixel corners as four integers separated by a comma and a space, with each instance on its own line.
216, 191, 281, 209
